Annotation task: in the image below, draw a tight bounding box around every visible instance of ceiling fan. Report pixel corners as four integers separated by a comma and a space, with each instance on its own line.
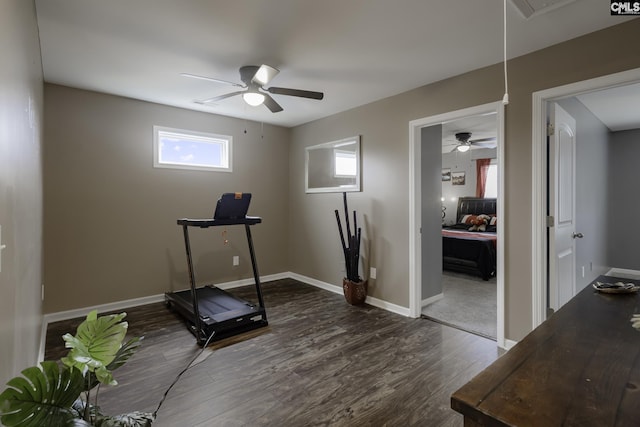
449, 132, 496, 152
181, 64, 324, 113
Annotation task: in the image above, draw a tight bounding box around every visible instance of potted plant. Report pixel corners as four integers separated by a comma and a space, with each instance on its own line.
335, 192, 367, 305
0, 310, 153, 427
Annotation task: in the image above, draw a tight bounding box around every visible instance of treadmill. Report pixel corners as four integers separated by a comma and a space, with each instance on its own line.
165, 193, 268, 345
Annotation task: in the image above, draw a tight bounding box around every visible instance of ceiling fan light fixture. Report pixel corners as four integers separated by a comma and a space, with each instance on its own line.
253, 64, 279, 85
457, 144, 470, 153
242, 91, 265, 107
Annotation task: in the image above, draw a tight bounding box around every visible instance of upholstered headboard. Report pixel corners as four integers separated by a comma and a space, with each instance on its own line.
456, 197, 497, 220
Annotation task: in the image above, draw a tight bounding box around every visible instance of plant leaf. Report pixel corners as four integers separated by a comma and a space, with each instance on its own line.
84, 337, 144, 390
107, 337, 143, 372
62, 310, 129, 386
0, 361, 84, 427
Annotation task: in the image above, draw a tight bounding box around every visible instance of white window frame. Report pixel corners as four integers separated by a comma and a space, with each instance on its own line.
153, 125, 232, 172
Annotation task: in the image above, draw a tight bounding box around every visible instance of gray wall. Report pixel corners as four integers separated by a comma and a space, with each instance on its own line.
289, 20, 640, 341
0, 0, 44, 384
608, 128, 640, 270
421, 125, 443, 301
43, 84, 291, 313
556, 98, 611, 290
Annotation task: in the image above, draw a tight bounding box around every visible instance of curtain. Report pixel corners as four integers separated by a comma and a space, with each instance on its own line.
476, 158, 492, 198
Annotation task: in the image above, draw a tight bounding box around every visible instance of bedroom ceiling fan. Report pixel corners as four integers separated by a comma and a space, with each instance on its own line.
181, 64, 324, 113
449, 132, 496, 152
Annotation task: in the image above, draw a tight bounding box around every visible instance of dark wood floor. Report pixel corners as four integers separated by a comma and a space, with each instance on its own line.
45, 279, 500, 426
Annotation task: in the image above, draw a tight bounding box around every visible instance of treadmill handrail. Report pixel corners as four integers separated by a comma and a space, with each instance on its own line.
177, 216, 262, 227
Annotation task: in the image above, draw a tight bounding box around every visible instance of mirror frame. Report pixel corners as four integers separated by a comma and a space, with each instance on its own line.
305, 135, 361, 193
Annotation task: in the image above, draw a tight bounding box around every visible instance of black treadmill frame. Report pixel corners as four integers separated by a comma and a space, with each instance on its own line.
165, 216, 268, 345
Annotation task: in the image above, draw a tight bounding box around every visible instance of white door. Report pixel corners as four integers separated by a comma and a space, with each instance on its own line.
548, 103, 579, 312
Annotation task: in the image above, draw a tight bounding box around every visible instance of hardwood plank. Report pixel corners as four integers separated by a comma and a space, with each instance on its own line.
45, 278, 499, 426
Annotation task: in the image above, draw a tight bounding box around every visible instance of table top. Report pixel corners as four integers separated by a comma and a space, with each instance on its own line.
451, 275, 640, 427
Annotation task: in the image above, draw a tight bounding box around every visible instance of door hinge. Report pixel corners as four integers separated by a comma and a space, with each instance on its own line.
547, 123, 555, 136
546, 216, 555, 227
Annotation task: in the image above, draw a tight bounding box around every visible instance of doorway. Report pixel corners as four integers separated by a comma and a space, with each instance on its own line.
422, 115, 499, 339
409, 101, 505, 348
532, 68, 640, 328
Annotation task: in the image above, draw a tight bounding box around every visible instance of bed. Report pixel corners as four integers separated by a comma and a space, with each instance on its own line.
442, 197, 497, 281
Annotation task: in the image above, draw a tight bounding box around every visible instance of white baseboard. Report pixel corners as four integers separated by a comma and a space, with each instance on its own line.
503, 339, 518, 351
606, 267, 640, 280
38, 272, 289, 361
421, 293, 443, 308
288, 272, 411, 317
39, 272, 434, 360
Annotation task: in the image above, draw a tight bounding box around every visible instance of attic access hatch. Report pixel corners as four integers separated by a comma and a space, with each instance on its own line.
509, 0, 578, 18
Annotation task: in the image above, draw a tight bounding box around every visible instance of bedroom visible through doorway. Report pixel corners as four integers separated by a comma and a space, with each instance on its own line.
422, 115, 499, 339
408, 101, 505, 348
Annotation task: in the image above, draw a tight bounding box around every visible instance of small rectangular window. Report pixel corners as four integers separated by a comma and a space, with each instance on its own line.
153, 126, 232, 172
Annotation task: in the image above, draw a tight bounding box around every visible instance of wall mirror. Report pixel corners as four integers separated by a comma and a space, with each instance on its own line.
305, 135, 361, 193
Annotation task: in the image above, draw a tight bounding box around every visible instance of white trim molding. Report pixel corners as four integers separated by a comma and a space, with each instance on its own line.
409, 101, 506, 349
531, 67, 640, 330
288, 272, 411, 317
422, 293, 443, 308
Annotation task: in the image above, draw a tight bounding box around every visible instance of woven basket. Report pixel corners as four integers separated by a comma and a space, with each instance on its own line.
342, 279, 368, 305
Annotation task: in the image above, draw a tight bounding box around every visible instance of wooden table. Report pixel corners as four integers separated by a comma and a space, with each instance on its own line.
451, 275, 640, 426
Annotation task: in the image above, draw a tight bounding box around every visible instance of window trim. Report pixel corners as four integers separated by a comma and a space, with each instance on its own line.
153, 125, 233, 172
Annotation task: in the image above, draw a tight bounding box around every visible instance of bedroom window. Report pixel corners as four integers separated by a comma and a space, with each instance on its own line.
153, 126, 232, 172
484, 163, 498, 197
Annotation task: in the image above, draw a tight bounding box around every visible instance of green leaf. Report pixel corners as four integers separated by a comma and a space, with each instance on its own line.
62, 310, 129, 386
85, 337, 144, 390
108, 337, 143, 372
0, 361, 84, 427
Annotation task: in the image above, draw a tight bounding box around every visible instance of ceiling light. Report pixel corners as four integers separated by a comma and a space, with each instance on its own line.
253, 65, 279, 85
457, 144, 470, 153
242, 92, 265, 106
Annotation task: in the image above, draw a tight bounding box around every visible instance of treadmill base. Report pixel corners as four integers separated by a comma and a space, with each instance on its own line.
165, 286, 268, 344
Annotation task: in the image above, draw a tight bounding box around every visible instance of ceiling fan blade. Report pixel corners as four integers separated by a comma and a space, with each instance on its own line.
263, 93, 283, 113
181, 73, 245, 88
472, 142, 497, 148
470, 137, 497, 143
253, 64, 279, 85
267, 87, 324, 100
197, 91, 244, 104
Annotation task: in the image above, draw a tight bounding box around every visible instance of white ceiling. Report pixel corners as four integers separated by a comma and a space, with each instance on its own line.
34, 0, 638, 128
576, 82, 640, 131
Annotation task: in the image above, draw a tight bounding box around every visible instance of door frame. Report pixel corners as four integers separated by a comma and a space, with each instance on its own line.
409, 101, 505, 348
531, 67, 640, 328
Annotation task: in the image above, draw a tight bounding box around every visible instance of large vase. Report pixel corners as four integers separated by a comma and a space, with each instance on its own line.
342, 278, 368, 305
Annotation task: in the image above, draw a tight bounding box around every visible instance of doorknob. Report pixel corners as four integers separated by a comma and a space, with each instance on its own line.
572, 232, 584, 239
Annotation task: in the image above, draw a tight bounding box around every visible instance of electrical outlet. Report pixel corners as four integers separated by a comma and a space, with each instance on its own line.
370, 267, 377, 279
233, 255, 239, 266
